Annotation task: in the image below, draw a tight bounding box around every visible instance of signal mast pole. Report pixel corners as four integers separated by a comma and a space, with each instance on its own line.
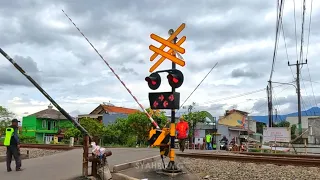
167, 29, 179, 172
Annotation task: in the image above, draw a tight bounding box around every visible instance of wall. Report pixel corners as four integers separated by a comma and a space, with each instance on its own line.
286, 116, 318, 129
244, 120, 257, 133
102, 113, 128, 125
21, 116, 37, 137
308, 118, 320, 144
219, 112, 246, 127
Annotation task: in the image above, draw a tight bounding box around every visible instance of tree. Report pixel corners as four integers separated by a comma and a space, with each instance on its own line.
79, 118, 105, 137
126, 109, 167, 144
0, 106, 15, 121
291, 124, 297, 140
0, 106, 15, 136
183, 111, 207, 142
276, 121, 290, 127
64, 127, 81, 139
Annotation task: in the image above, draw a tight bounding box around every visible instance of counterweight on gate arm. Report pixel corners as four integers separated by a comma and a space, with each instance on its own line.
0, 48, 91, 139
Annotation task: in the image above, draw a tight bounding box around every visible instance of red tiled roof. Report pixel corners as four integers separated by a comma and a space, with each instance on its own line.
101, 105, 139, 114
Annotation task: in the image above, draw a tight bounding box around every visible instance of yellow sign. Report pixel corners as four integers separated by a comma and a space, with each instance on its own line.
149, 23, 186, 72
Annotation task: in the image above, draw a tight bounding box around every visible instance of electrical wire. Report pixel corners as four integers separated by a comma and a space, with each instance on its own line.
203, 84, 286, 105
292, 0, 299, 60
269, 0, 284, 81
305, 0, 313, 59
178, 62, 218, 112
299, 0, 306, 65
280, 16, 295, 79
304, 0, 317, 108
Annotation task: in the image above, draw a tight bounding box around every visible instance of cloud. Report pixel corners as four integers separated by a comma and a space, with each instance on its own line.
0, 55, 41, 87
231, 68, 262, 79
1, 0, 320, 119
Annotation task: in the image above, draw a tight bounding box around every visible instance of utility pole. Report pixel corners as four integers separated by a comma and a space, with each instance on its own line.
288, 60, 307, 136
267, 80, 273, 127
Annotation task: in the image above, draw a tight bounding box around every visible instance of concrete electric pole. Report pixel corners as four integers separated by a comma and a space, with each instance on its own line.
288, 60, 307, 136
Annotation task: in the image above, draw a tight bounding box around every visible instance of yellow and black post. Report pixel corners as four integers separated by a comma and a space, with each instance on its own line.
163, 30, 181, 173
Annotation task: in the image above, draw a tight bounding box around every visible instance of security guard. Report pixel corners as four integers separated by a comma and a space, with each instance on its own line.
4, 119, 22, 172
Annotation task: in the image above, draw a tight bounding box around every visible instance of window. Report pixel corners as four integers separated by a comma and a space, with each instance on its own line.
53, 121, 56, 128
42, 120, 46, 128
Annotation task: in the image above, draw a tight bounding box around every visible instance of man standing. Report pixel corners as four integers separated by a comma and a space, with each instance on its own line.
205, 133, 212, 150
4, 119, 22, 172
176, 116, 189, 152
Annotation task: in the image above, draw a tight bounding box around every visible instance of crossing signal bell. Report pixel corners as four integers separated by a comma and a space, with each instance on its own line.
145, 72, 161, 90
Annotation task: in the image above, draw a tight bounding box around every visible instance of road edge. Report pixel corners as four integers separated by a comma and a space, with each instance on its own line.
112, 173, 140, 180
112, 155, 160, 173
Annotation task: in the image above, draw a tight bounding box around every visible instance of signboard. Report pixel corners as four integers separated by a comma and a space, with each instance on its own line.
149, 23, 186, 72
194, 129, 205, 138
263, 127, 291, 143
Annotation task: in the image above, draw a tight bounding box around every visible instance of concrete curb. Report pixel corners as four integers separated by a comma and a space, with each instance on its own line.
112, 155, 160, 173
112, 173, 140, 180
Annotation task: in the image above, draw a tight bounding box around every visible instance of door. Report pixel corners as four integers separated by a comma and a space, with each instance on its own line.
44, 135, 54, 144
47, 121, 51, 130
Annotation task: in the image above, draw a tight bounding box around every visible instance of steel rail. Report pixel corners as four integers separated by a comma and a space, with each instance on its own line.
233, 151, 320, 159
176, 153, 320, 167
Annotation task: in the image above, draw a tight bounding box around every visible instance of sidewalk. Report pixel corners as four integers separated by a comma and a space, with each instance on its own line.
0, 147, 159, 180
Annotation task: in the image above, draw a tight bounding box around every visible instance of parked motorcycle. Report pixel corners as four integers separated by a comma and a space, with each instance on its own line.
220, 140, 228, 150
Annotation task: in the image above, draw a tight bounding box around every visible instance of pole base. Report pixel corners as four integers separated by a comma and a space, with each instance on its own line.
162, 161, 182, 173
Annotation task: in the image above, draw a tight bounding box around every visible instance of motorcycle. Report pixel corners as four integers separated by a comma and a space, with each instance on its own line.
220, 140, 228, 150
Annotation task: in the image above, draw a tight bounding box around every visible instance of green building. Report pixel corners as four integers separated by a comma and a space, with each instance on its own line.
22, 104, 74, 144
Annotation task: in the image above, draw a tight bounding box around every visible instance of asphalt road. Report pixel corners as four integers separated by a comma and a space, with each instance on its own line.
0, 147, 159, 180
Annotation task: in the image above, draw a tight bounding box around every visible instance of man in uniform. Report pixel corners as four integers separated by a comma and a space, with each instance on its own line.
205, 132, 213, 150
4, 119, 22, 172
176, 116, 189, 152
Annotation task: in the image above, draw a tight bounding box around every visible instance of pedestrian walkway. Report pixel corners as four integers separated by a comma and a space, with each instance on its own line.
0, 147, 159, 180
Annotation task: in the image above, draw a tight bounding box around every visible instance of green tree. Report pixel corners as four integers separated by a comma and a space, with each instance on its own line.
103, 118, 132, 145
79, 118, 106, 137
64, 127, 81, 139
126, 109, 167, 144
183, 111, 207, 141
276, 121, 290, 127
291, 124, 297, 140
0, 106, 15, 121
0, 106, 15, 136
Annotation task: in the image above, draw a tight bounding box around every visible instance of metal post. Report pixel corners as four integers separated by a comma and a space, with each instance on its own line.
288, 60, 307, 136
267, 81, 273, 127
83, 135, 89, 176
165, 29, 180, 172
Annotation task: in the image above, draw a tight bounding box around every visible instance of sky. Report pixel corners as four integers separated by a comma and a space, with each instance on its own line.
1, 0, 320, 121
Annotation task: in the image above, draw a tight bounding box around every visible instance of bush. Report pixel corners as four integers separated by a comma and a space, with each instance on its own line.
19, 135, 38, 144
126, 135, 137, 147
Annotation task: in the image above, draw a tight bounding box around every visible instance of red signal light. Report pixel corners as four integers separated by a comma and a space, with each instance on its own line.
151, 80, 157, 85
172, 77, 179, 83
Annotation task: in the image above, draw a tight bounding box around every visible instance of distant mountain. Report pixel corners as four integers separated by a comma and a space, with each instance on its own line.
251, 107, 320, 125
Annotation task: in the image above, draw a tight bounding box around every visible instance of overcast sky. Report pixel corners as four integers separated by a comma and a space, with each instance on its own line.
1, 0, 320, 120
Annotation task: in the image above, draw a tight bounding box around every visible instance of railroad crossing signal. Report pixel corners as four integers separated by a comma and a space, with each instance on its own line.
167, 69, 184, 89
145, 72, 161, 90
148, 92, 180, 109
149, 23, 186, 72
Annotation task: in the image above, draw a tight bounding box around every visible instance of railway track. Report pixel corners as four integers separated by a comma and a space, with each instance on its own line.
0, 143, 82, 150
176, 152, 320, 167
233, 151, 320, 159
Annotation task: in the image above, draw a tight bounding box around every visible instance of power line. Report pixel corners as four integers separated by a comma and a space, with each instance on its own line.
292, 0, 299, 61
305, 0, 313, 58
280, 16, 295, 80
179, 62, 218, 110
204, 84, 286, 104
269, 0, 284, 81
299, 0, 306, 65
